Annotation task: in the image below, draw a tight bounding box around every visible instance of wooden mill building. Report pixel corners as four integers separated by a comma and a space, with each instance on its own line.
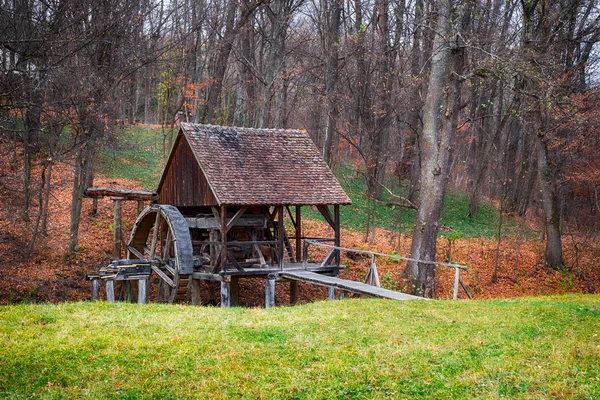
140, 123, 352, 305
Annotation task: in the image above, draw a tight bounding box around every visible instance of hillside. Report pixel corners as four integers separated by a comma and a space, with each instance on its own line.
1, 126, 600, 304
1, 295, 599, 399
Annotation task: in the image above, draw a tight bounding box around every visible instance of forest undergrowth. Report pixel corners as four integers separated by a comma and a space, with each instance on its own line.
0, 128, 599, 305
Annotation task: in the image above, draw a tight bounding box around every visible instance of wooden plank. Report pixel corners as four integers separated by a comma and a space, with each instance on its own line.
280, 271, 426, 301
186, 217, 264, 230
85, 187, 156, 201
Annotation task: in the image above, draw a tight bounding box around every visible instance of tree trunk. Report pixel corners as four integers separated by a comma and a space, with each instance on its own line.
407, 0, 467, 298
322, 0, 342, 165
535, 126, 564, 267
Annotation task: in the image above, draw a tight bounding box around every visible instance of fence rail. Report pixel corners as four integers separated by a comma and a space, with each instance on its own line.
302, 239, 470, 300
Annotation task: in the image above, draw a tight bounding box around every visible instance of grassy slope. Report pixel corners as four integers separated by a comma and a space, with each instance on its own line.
97, 125, 524, 238
1, 295, 599, 399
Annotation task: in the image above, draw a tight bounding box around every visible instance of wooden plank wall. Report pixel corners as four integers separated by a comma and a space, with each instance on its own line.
158, 138, 218, 207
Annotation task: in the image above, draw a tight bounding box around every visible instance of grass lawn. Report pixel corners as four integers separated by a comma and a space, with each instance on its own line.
1, 295, 598, 399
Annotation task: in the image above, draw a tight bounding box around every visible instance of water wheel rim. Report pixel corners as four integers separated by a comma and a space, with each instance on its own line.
126, 204, 193, 303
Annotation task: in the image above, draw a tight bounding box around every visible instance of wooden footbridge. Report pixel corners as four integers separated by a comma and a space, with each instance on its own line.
86, 123, 468, 307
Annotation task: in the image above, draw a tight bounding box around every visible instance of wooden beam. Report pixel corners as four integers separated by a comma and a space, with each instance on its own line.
137, 279, 148, 304
191, 280, 202, 305
285, 206, 296, 229
290, 281, 298, 305
227, 251, 244, 271
266, 275, 276, 308
220, 204, 228, 273
112, 197, 123, 259
221, 280, 230, 307
316, 205, 335, 229
85, 187, 156, 201
295, 206, 302, 263
230, 277, 240, 306
91, 279, 99, 301
334, 205, 340, 267
106, 280, 115, 302
225, 206, 248, 233
278, 206, 284, 269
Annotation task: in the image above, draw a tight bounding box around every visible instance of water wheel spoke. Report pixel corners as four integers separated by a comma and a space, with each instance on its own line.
150, 264, 175, 287
149, 212, 161, 256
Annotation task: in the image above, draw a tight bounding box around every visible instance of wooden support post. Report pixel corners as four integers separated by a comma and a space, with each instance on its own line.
137, 200, 144, 214
138, 279, 148, 304
295, 206, 302, 263
230, 277, 240, 306
328, 287, 336, 300
278, 206, 284, 269
208, 281, 217, 305
334, 205, 340, 267
92, 198, 98, 217
112, 197, 124, 259
221, 280, 231, 307
91, 279, 99, 301
106, 280, 115, 303
122, 280, 133, 302
220, 205, 228, 273
266, 275, 276, 308
453, 268, 460, 300
191, 280, 202, 305
290, 280, 298, 305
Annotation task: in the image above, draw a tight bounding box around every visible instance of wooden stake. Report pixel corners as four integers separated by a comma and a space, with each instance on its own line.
112, 197, 124, 259
138, 279, 148, 304
191, 280, 202, 305
266, 275, 276, 308
290, 280, 298, 305
106, 280, 115, 303
231, 277, 240, 306
453, 267, 460, 300
328, 287, 336, 300
221, 280, 231, 307
91, 279, 99, 301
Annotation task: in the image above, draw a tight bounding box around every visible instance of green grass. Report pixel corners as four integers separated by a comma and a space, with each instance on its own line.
1, 295, 599, 399
98, 126, 526, 237
97, 125, 174, 190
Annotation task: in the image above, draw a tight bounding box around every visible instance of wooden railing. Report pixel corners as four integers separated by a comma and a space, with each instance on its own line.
302, 239, 470, 300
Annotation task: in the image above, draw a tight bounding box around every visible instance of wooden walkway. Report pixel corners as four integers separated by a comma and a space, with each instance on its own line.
279, 270, 426, 301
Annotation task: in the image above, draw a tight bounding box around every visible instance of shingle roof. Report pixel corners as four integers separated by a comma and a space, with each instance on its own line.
180, 123, 351, 206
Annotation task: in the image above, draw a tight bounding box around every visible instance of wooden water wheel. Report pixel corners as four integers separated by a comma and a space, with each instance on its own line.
126, 204, 194, 303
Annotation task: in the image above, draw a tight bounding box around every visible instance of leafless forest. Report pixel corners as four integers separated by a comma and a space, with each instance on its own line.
1, 0, 600, 296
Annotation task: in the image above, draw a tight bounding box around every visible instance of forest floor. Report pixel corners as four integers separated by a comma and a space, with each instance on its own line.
1, 137, 600, 305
